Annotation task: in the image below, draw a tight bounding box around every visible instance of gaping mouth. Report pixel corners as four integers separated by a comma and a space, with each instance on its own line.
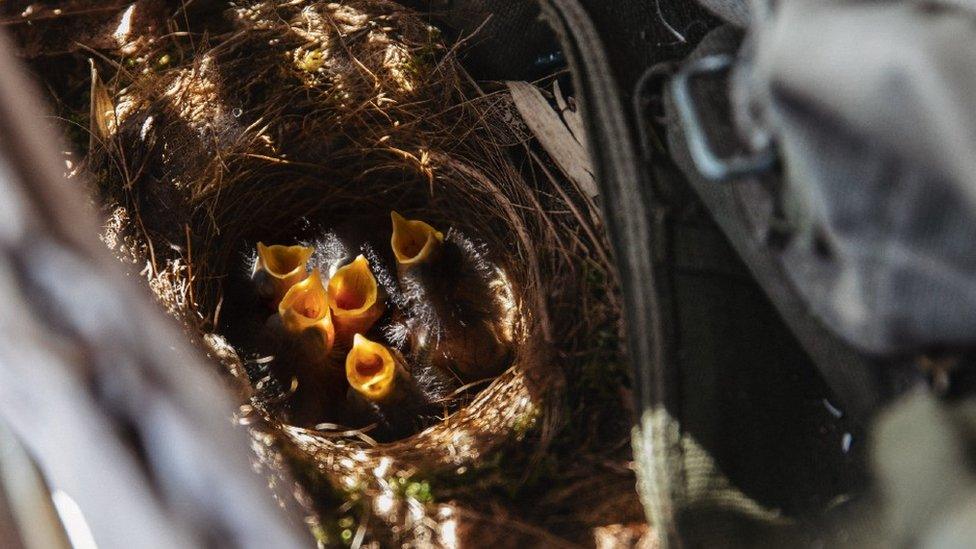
298, 297, 323, 319
355, 352, 384, 378
335, 287, 366, 311
278, 270, 334, 350
391, 211, 443, 265
257, 242, 314, 279
256, 242, 315, 307
327, 255, 384, 343
346, 334, 395, 399
328, 255, 377, 315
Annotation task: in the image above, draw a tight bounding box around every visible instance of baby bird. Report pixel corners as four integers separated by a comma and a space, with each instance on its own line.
390, 211, 513, 382
277, 269, 335, 359
267, 269, 343, 426
253, 242, 314, 307
345, 334, 428, 438
391, 211, 444, 266
327, 255, 385, 349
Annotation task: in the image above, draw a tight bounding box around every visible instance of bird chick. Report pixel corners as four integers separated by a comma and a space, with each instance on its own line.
278, 269, 335, 361
391, 211, 513, 382
345, 334, 427, 438
272, 269, 344, 425
391, 210, 444, 267
346, 334, 406, 402
253, 242, 314, 307
328, 255, 385, 348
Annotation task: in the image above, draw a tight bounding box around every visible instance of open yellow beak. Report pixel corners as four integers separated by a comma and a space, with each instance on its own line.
391, 211, 443, 266
278, 270, 335, 352
257, 242, 314, 304
346, 334, 397, 400
328, 255, 384, 342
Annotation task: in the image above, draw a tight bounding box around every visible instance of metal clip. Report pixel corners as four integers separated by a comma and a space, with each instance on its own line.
671, 54, 776, 182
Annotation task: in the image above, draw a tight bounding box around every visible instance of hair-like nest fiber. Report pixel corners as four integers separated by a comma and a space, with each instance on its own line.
89, 0, 622, 544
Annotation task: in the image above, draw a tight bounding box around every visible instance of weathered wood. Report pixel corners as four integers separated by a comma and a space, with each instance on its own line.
0, 29, 309, 548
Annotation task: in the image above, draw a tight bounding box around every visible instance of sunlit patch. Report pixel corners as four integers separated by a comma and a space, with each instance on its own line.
346, 334, 396, 400
382, 41, 416, 93
407, 498, 425, 522
373, 456, 392, 479
329, 4, 369, 32
437, 506, 458, 549
278, 270, 335, 352
391, 211, 443, 265
489, 267, 520, 344
296, 48, 326, 72
139, 116, 154, 141
113, 4, 136, 47
157, 58, 241, 168
374, 492, 395, 516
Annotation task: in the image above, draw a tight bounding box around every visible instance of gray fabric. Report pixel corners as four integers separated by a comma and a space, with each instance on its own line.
729, 0, 976, 354
870, 390, 976, 548
667, 25, 907, 420
657, 26, 874, 549
695, 0, 751, 27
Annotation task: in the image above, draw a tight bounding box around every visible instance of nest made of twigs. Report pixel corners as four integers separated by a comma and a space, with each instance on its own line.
87, 0, 619, 544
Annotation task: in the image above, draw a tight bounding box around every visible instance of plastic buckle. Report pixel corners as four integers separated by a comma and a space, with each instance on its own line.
670, 54, 776, 182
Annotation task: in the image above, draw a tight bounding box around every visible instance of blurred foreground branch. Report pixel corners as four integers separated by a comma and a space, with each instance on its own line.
0, 28, 308, 549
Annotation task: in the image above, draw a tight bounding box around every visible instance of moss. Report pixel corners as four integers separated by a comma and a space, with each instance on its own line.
393, 475, 434, 504
512, 408, 541, 438
403, 26, 442, 79
315, 500, 369, 548
296, 49, 326, 72
309, 522, 329, 547
404, 479, 434, 503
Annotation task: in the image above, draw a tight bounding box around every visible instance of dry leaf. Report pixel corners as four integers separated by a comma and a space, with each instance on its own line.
506, 80, 598, 199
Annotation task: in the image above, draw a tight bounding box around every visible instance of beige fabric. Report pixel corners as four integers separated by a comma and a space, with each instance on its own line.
739, 0, 976, 353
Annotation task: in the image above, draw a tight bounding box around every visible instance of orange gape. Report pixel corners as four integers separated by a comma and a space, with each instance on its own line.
278, 270, 335, 354
327, 255, 384, 345
391, 211, 443, 267
256, 242, 314, 305
346, 334, 397, 401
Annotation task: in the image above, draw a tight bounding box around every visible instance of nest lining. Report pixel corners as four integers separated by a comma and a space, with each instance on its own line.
88, 0, 620, 543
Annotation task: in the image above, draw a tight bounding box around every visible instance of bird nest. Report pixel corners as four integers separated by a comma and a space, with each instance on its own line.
86, 0, 619, 544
